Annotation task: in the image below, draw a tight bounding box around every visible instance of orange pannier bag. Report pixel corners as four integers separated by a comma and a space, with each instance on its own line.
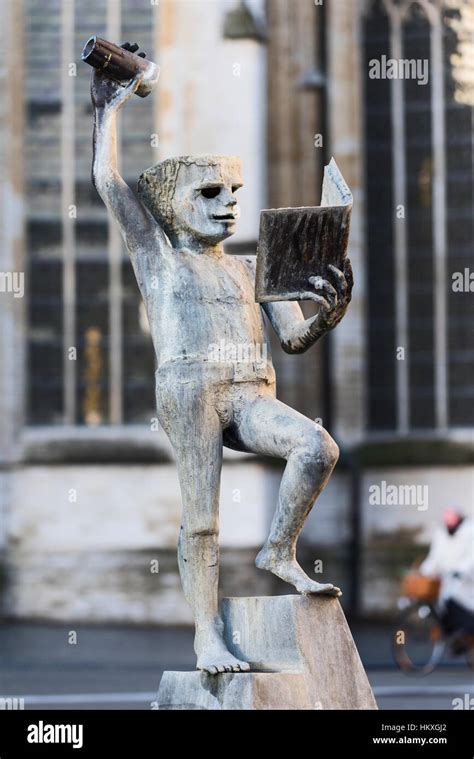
402, 573, 441, 602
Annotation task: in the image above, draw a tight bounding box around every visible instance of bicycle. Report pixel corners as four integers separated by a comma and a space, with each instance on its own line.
392, 571, 474, 675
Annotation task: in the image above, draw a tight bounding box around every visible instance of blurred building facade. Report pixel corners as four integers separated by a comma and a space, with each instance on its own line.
0, 0, 472, 624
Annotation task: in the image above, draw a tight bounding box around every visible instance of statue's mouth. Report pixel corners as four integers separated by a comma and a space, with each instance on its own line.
212, 214, 236, 221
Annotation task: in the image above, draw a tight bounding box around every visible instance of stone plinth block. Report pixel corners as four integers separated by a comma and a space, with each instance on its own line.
157, 671, 311, 710
156, 595, 378, 710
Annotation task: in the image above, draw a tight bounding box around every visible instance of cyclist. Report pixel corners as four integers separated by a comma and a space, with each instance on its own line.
419, 508, 474, 652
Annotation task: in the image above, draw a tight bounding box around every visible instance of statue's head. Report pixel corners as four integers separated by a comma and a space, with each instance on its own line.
137, 155, 243, 245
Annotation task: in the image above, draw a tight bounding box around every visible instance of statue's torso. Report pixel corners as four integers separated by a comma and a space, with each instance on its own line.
133, 247, 275, 384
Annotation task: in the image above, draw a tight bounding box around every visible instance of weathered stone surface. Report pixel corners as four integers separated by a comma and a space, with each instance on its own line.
157, 595, 378, 709
157, 671, 311, 710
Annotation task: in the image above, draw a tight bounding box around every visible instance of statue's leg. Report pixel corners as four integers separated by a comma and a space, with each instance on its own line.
156, 375, 250, 675
234, 392, 341, 596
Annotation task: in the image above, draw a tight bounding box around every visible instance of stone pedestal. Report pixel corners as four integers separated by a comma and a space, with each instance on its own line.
156, 594, 378, 710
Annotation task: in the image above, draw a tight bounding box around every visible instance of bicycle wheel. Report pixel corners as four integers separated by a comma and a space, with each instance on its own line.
392, 602, 446, 675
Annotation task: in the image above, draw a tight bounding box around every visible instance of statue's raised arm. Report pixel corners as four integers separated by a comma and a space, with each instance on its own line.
90, 43, 167, 261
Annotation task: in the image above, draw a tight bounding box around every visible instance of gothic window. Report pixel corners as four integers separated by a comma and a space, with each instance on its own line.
363, 0, 474, 431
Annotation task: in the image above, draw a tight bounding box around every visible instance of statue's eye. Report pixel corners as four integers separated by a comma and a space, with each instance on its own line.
201, 187, 221, 199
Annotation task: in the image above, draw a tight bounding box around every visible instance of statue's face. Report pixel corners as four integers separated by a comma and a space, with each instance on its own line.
170, 160, 243, 244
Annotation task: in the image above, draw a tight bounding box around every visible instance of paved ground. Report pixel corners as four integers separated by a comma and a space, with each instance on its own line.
0, 622, 472, 710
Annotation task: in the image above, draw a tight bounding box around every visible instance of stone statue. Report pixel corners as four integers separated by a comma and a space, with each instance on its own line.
90, 54, 353, 676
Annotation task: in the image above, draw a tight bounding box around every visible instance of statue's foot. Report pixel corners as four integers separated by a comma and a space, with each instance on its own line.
195, 624, 251, 675
256, 546, 342, 597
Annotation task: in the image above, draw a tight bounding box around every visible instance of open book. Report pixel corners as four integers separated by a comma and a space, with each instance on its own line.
255, 158, 353, 302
